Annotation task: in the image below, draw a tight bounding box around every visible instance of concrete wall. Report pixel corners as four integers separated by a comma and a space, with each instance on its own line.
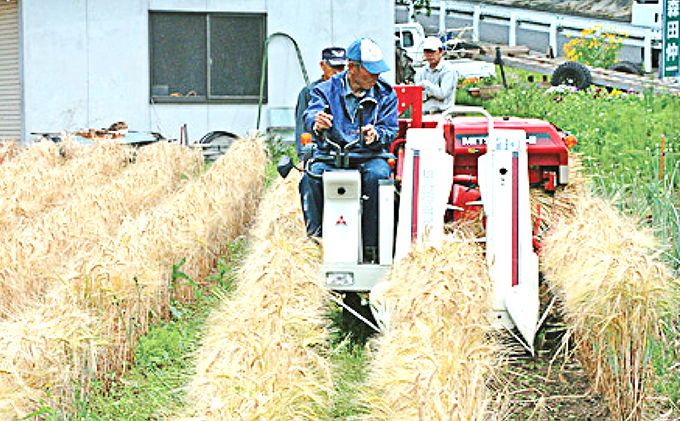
20, 0, 394, 142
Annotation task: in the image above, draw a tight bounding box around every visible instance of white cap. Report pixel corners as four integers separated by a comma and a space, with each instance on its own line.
422, 36, 443, 51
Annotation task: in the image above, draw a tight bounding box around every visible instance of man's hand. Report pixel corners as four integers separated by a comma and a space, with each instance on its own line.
313, 110, 333, 133
362, 124, 377, 145
416, 80, 436, 96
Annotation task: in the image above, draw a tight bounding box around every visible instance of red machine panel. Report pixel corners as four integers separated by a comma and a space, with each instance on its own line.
444, 117, 570, 189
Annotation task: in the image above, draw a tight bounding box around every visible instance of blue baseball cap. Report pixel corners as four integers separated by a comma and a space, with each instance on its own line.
346, 38, 390, 75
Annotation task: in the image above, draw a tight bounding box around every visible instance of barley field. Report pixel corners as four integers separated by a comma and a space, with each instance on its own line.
0, 78, 678, 421
0, 136, 266, 419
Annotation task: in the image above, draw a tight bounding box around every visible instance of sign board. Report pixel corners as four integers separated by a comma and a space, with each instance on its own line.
662, 0, 680, 78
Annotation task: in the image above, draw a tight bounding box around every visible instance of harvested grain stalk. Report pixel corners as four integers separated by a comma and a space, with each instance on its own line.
541, 193, 676, 421
362, 234, 499, 421
178, 171, 333, 421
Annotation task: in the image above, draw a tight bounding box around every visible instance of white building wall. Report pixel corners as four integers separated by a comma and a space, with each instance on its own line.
20, 0, 394, 143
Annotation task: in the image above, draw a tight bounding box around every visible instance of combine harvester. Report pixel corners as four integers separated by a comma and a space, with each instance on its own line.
279, 85, 574, 353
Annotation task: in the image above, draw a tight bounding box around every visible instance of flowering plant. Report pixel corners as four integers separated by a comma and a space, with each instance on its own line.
563, 26, 626, 69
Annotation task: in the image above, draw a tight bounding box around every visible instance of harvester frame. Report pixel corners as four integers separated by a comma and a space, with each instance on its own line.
279, 84, 575, 353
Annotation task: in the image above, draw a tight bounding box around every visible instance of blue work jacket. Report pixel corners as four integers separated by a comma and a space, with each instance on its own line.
302, 71, 398, 153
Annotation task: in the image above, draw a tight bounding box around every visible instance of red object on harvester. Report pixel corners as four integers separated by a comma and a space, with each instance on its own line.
443, 117, 570, 191
394, 85, 423, 129
391, 85, 572, 229
392, 86, 570, 193
450, 184, 482, 222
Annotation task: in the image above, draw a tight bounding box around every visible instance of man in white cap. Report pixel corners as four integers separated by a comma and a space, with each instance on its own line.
415, 36, 458, 114
300, 38, 398, 262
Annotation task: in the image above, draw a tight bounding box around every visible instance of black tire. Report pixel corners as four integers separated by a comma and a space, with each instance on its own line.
550, 61, 592, 90
198, 130, 238, 145
198, 131, 239, 162
609, 61, 644, 76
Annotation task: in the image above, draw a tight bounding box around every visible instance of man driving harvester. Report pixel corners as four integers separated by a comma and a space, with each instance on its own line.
300, 37, 398, 263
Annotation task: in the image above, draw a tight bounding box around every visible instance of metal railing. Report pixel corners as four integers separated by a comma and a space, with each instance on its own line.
404, 1, 662, 72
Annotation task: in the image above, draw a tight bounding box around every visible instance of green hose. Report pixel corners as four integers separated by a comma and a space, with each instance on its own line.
257, 32, 310, 130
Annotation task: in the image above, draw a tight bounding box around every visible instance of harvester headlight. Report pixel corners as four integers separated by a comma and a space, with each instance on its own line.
326, 272, 354, 287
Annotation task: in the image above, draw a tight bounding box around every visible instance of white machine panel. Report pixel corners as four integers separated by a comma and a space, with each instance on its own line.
394, 128, 453, 261
323, 171, 362, 264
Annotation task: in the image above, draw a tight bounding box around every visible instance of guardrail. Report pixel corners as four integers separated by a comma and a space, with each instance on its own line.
404, 1, 662, 72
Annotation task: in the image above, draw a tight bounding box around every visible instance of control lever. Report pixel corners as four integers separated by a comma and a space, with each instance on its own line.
358, 104, 365, 148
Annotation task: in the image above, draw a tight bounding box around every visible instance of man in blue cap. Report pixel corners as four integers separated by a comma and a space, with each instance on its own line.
294, 47, 348, 160
300, 37, 398, 263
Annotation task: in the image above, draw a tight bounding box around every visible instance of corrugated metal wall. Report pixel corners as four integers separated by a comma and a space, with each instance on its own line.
0, 0, 21, 140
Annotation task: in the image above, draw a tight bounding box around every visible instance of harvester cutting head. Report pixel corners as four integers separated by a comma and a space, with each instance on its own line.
391, 85, 574, 353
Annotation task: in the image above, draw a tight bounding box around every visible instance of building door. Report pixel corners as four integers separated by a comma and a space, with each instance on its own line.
0, 0, 21, 141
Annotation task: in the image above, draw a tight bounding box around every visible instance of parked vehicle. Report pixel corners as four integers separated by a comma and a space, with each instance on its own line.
395, 22, 496, 80
395, 22, 427, 64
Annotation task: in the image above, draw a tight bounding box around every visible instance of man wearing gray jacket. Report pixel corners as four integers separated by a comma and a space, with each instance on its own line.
415, 37, 458, 114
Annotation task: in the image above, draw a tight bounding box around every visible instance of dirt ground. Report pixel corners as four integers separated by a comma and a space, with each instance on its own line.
492, 339, 680, 421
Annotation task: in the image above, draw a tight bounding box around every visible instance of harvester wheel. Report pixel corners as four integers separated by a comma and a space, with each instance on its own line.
550, 61, 592, 90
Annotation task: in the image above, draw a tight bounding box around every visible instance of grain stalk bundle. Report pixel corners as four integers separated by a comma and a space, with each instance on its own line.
362, 235, 498, 421
541, 193, 675, 421
0, 138, 264, 418
80, 136, 267, 370
179, 171, 333, 421
0, 139, 132, 232
0, 290, 102, 420
0, 141, 202, 312
0, 140, 18, 165
530, 153, 588, 236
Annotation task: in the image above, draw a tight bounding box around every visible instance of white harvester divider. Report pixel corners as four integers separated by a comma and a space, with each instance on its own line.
478, 127, 540, 354
394, 127, 454, 261
389, 106, 540, 353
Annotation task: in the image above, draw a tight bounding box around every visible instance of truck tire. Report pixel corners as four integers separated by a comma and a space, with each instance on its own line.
609, 61, 644, 76
550, 61, 592, 90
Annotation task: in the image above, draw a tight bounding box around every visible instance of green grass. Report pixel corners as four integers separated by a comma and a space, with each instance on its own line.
26, 254, 242, 421
323, 338, 372, 419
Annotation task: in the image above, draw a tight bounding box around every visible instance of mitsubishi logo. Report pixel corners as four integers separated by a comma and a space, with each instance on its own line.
336, 215, 347, 226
